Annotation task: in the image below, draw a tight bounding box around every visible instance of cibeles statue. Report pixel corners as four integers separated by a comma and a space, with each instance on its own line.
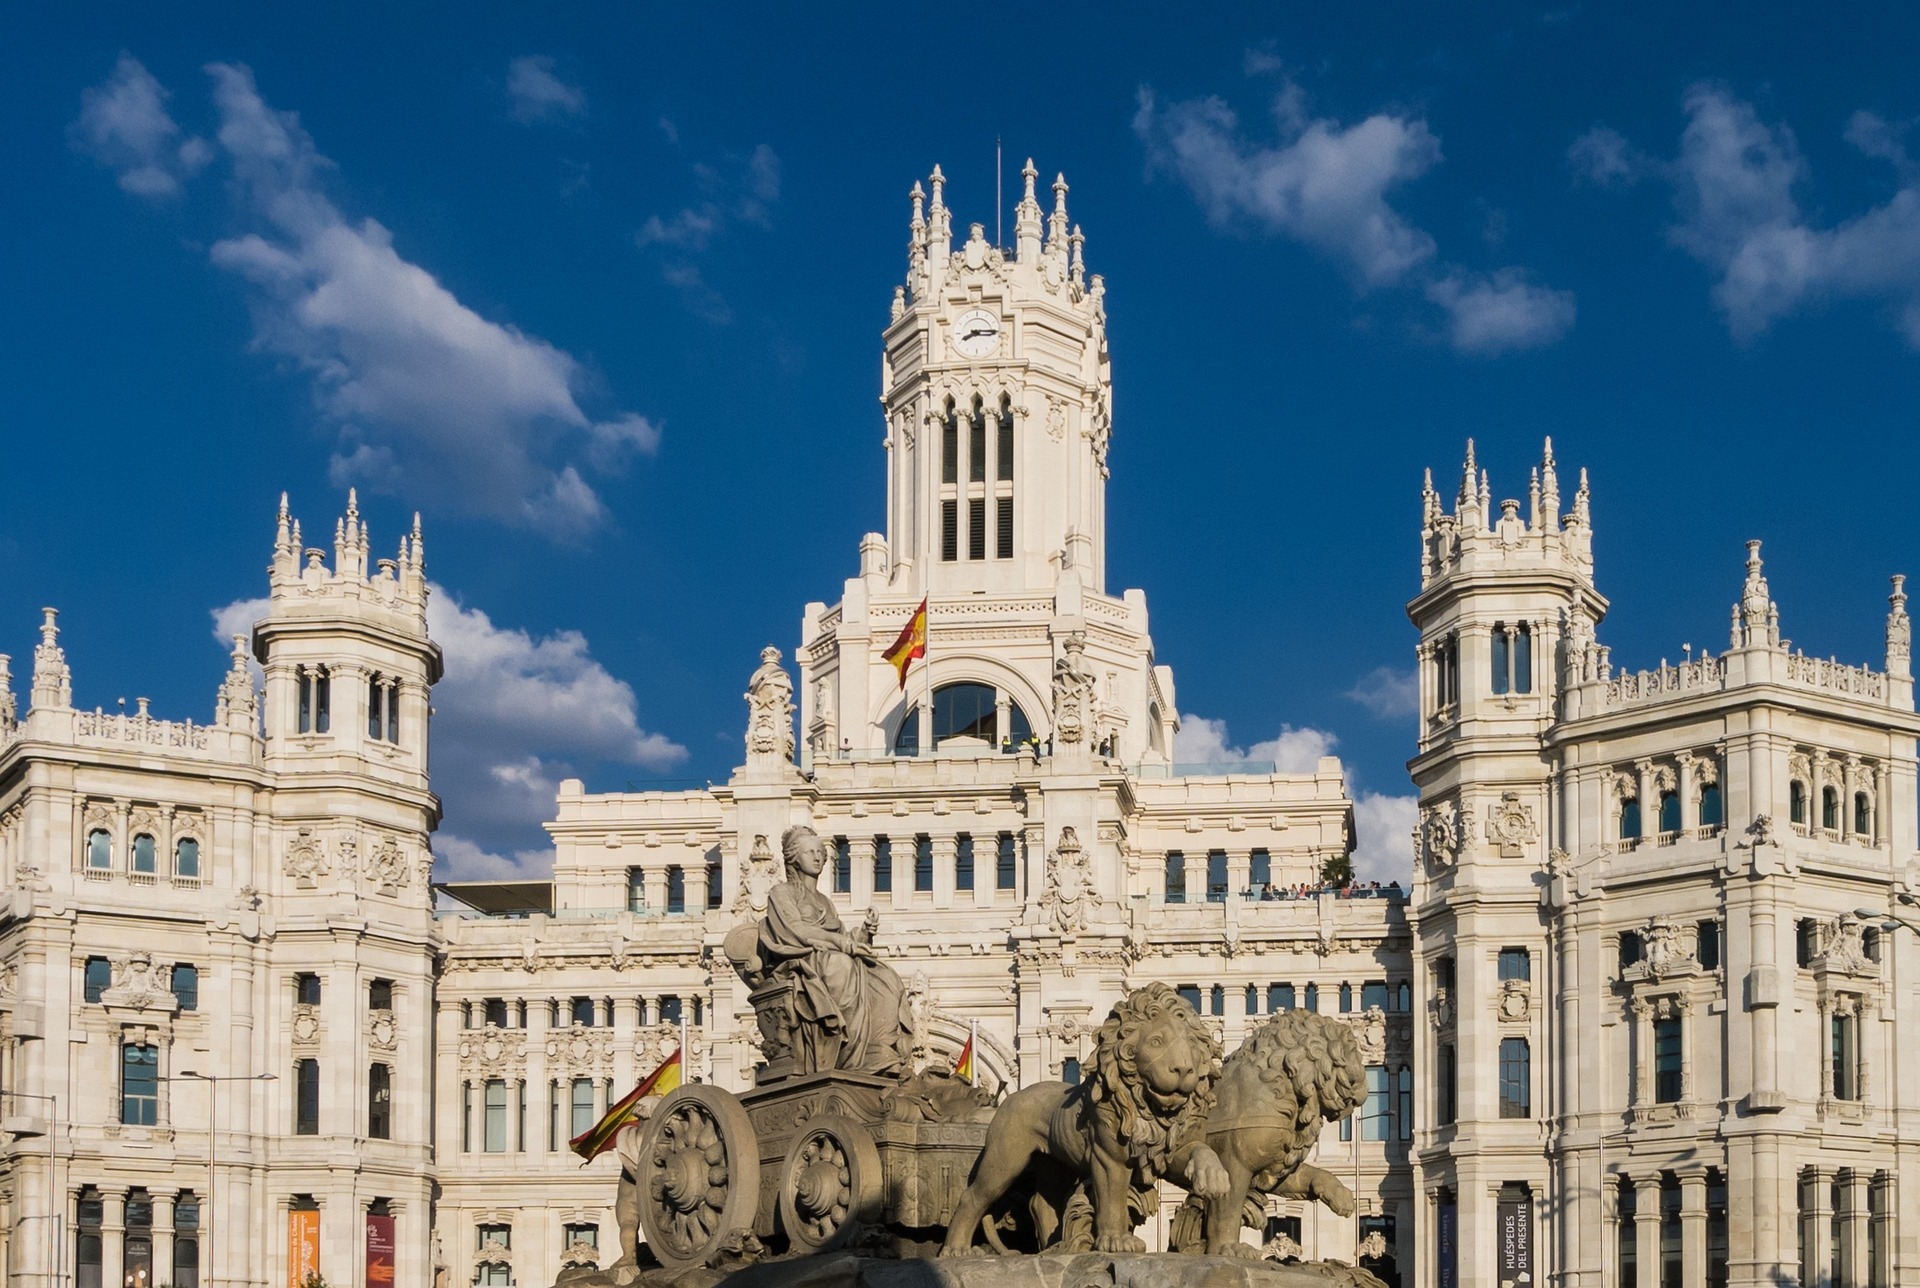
724, 825, 913, 1078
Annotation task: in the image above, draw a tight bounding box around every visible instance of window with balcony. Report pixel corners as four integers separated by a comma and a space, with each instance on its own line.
84, 956, 111, 1003
175, 836, 201, 878
132, 833, 157, 875
171, 964, 198, 1011
1699, 783, 1723, 829
87, 828, 112, 870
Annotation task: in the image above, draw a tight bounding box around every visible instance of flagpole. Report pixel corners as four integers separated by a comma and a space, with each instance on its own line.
680, 1014, 690, 1082
969, 1019, 979, 1087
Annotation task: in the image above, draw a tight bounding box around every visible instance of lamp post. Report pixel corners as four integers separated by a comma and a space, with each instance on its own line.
172, 1072, 275, 1288
2, 1090, 60, 1288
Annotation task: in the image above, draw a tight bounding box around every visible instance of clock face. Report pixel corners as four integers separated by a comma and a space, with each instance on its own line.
953, 309, 1001, 359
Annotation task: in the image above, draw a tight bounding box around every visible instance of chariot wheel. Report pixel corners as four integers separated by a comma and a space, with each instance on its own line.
777, 1114, 884, 1254
635, 1085, 761, 1270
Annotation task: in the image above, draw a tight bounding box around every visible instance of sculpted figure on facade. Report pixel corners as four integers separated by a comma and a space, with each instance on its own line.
1051, 635, 1098, 747
744, 645, 795, 765
723, 824, 913, 1077
1039, 825, 1100, 934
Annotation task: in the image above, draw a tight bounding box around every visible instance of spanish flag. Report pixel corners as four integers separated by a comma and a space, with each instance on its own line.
883, 598, 929, 690
570, 1047, 682, 1163
954, 1022, 976, 1085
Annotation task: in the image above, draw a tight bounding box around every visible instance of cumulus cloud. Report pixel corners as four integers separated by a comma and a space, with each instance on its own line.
1136, 73, 1575, 354
212, 580, 685, 880
1426, 269, 1576, 354
635, 143, 781, 322
1351, 791, 1418, 884
1583, 85, 1920, 345
1174, 713, 1338, 772
81, 60, 656, 536
1344, 666, 1419, 719
1567, 125, 1645, 187
71, 53, 211, 197
506, 55, 586, 123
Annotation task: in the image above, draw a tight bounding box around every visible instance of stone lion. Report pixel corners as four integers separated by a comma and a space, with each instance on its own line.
940, 982, 1231, 1256
1167, 1008, 1367, 1257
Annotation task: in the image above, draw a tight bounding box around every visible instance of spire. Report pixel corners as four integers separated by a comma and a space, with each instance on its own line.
1528, 467, 1542, 530
1014, 158, 1043, 262
1734, 540, 1779, 648
1889, 574, 1911, 679
1478, 469, 1491, 528
1045, 171, 1070, 261
906, 180, 928, 294
275, 491, 292, 553
333, 489, 368, 581
1068, 223, 1085, 286
1421, 467, 1441, 526
216, 633, 259, 732
1572, 467, 1591, 527
0, 654, 14, 731
1457, 439, 1477, 509
1540, 437, 1561, 531
29, 608, 71, 712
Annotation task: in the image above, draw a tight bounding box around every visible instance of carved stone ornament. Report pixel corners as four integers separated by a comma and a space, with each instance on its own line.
1817, 914, 1873, 976
283, 829, 328, 888
368, 1010, 397, 1052
1349, 1006, 1387, 1063
734, 835, 774, 914
1038, 825, 1100, 934
744, 645, 796, 765
457, 1026, 526, 1077
1642, 919, 1693, 978
365, 835, 409, 890
1498, 978, 1531, 1023
291, 1005, 321, 1046
1429, 988, 1455, 1031
1263, 1233, 1305, 1262
559, 1238, 599, 1269
1044, 397, 1066, 442
101, 952, 177, 1013
546, 1023, 613, 1075
1050, 635, 1098, 746
1421, 803, 1460, 870
1357, 1230, 1389, 1261
1484, 791, 1538, 858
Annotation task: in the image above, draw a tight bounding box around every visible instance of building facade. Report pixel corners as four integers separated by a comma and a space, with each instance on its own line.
0, 163, 1914, 1288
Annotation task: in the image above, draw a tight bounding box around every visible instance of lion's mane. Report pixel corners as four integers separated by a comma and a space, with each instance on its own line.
1088, 982, 1222, 1181
1227, 1008, 1366, 1129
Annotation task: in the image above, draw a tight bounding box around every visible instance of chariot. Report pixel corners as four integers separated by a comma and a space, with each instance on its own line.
631, 974, 995, 1271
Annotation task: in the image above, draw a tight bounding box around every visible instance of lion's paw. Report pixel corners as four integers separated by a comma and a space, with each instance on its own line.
1210, 1242, 1264, 1260
1185, 1147, 1231, 1200
1318, 1182, 1356, 1218
1094, 1234, 1147, 1255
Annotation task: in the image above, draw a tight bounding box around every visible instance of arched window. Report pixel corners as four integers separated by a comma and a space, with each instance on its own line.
1244, 984, 1258, 1014
1854, 791, 1871, 836
940, 398, 959, 562
1396, 1066, 1413, 1140
132, 833, 156, 875
175, 836, 201, 879
893, 682, 1033, 753
1619, 797, 1641, 840
966, 396, 987, 560
86, 828, 112, 870
1209, 985, 1224, 1017
941, 398, 958, 485
1822, 786, 1839, 831
1789, 780, 1807, 824
1658, 791, 1681, 834
1338, 983, 1354, 1013
1698, 784, 1723, 829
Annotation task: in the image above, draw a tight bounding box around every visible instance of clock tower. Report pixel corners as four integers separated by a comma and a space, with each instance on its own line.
797, 161, 1177, 768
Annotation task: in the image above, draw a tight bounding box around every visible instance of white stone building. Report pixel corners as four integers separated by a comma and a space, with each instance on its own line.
2, 162, 1915, 1288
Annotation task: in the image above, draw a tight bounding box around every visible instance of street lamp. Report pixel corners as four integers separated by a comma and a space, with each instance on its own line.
171, 1072, 275, 1288
1, 1090, 60, 1288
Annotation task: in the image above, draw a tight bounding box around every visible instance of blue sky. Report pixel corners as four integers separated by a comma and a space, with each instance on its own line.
7, 4, 1920, 879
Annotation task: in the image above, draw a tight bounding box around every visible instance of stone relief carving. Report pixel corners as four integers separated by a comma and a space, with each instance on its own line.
734, 835, 774, 914
1484, 791, 1538, 858
284, 829, 327, 888
744, 646, 795, 765
1348, 1005, 1387, 1063
101, 952, 178, 1013
457, 1026, 527, 1077
1421, 802, 1461, 870
365, 835, 409, 890
1497, 978, 1531, 1023
546, 1024, 614, 1075
1044, 396, 1066, 442
1050, 635, 1097, 747
368, 1008, 398, 1052
1038, 826, 1100, 934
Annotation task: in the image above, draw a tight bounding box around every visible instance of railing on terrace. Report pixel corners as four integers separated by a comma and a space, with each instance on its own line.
1782, 652, 1886, 700
1604, 657, 1728, 705
74, 709, 212, 750
1166, 883, 1407, 905
1132, 760, 1281, 779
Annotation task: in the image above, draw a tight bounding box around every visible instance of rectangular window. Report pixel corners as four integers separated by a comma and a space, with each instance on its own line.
1498, 947, 1531, 981
967, 498, 986, 561
1176, 984, 1202, 1013
1339, 983, 1354, 1013
833, 837, 852, 894
1397, 1066, 1414, 1140
462, 1082, 473, 1152
1249, 848, 1271, 889
570, 996, 595, 1027
666, 865, 685, 914
996, 498, 1013, 560
368, 1063, 392, 1140
571, 1078, 595, 1139
295, 972, 322, 1006
483, 1078, 507, 1152
1832, 1012, 1859, 1101
1697, 920, 1721, 971
1164, 851, 1186, 903
873, 836, 892, 894
563, 1223, 599, 1255
84, 956, 111, 1003
996, 832, 1017, 890
708, 860, 723, 909
955, 833, 974, 891
1492, 624, 1511, 695
1268, 983, 1294, 1012
1653, 1016, 1683, 1103
942, 413, 957, 483
171, 964, 199, 1012
295, 1057, 320, 1135
1439, 1043, 1457, 1125
941, 500, 958, 562
660, 995, 683, 1024
627, 867, 646, 912
996, 407, 1013, 480
1661, 1179, 1683, 1288
121, 1043, 158, 1126
914, 835, 933, 892
1515, 623, 1533, 693
1362, 980, 1389, 1012
299, 671, 312, 733
1206, 850, 1228, 903
314, 670, 330, 734
1498, 1037, 1531, 1118
369, 978, 394, 1011
969, 409, 986, 483
1361, 1065, 1390, 1141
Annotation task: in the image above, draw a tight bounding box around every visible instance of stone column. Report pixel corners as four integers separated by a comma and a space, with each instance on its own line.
1845, 1170, 1869, 1288
1633, 1175, 1661, 1288
1676, 752, 1697, 834
102, 1192, 125, 1288
994, 695, 1010, 748
1679, 1168, 1708, 1288
1184, 852, 1204, 904
1868, 1173, 1894, 1288
852, 837, 875, 907
1226, 849, 1250, 900
932, 835, 956, 910
1634, 759, 1654, 843
1800, 1169, 1828, 1288
1630, 1000, 1652, 1112
1810, 752, 1830, 833
152, 1194, 174, 1288
642, 864, 668, 914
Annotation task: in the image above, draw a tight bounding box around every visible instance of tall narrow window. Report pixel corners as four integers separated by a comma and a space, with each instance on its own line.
941, 500, 958, 562
1822, 786, 1840, 831
369, 675, 385, 740
968, 399, 986, 483
1362, 1065, 1390, 1140
832, 837, 852, 894
665, 866, 685, 914
77, 1189, 103, 1288
369, 978, 393, 1011
955, 833, 974, 891
313, 668, 330, 733
1514, 623, 1533, 693
1164, 851, 1185, 904
299, 667, 313, 733
708, 859, 723, 909
1697, 920, 1721, 971
996, 396, 1014, 480
1854, 792, 1872, 836
1653, 1016, 1683, 1102
1396, 1065, 1414, 1140
996, 832, 1017, 890
1699, 783, 1723, 828
295, 1058, 321, 1135
1209, 985, 1225, 1017
996, 498, 1013, 560
387, 681, 401, 743
1304, 983, 1319, 1012
1707, 1172, 1729, 1288
1249, 848, 1271, 889
369, 1063, 392, 1139
873, 836, 893, 894
1245, 984, 1259, 1014
1832, 1010, 1860, 1101
1339, 983, 1354, 1013
1268, 983, 1295, 1012
1492, 624, 1511, 695
175, 836, 200, 878
941, 402, 957, 484
84, 956, 111, 1003
483, 1078, 507, 1152
1790, 780, 1808, 824
1498, 1037, 1530, 1117
1439, 1043, 1457, 1125
125, 1189, 154, 1288
1206, 850, 1227, 903
1660, 1176, 1683, 1288
1618, 1177, 1639, 1288
627, 867, 646, 913
1658, 791, 1681, 833
171, 963, 199, 1011
570, 1078, 595, 1138
914, 835, 934, 892
121, 1042, 159, 1125
173, 1194, 200, 1288
967, 498, 986, 560
1620, 797, 1642, 840
132, 833, 156, 874
87, 828, 111, 870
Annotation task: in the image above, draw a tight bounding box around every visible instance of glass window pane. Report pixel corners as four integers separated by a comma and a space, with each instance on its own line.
484, 1079, 508, 1152
132, 834, 156, 873
171, 964, 198, 1012
88, 830, 112, 869
175, 837, 200, 877
996, 833, 1017, 890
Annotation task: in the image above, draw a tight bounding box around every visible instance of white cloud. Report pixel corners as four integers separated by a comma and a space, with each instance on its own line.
1591, 85, 1920, 345
506, 56, 586, 124
1426, 269, 1577, 355
1351, 791, 1417, 885
1175, 713, 1338, 772
71, 54, 211, 197
1136, 75, 1575, 354
1567, 125, 1644, 186
1344, 666, 1419, 719
1134, 86, 1440, 287
635, 143, 781, 323
212, 580, 685, 879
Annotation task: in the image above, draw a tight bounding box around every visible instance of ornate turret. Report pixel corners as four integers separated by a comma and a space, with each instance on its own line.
214, 634, 259, 732
29, 609, 71, 713
1730, 540, 1780, 650
1419, 438, 1595, 589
